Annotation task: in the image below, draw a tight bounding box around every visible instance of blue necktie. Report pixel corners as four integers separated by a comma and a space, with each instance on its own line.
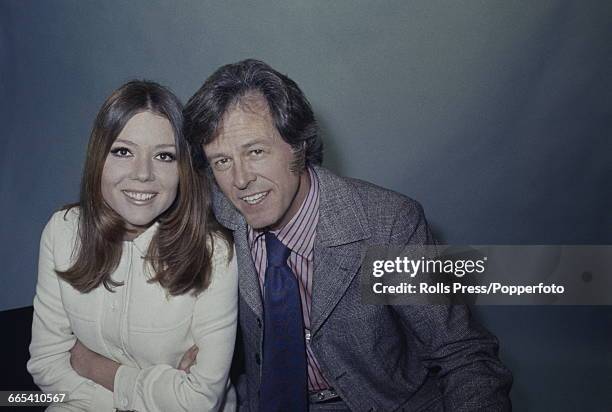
259, 232, 308, 412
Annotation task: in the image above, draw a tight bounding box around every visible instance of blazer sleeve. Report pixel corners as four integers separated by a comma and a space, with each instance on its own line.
389, 200, 513, 411
112, 240, 238, 412
27, 213, 115, 411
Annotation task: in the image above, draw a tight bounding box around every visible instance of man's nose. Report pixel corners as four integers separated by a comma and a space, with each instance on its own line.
232, 160, 255, 190
132, 156, 154, 182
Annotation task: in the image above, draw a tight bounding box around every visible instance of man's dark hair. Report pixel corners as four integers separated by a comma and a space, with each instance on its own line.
184, 59, 323, 171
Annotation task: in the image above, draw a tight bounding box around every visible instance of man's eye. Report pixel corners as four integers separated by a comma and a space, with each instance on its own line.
155, 152, 176, 162
214, 158, 231, 170
250, 149, 264, 157
110, 147, 132, 157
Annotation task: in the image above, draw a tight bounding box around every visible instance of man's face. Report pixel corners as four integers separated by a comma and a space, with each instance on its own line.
204, 97, 309, 230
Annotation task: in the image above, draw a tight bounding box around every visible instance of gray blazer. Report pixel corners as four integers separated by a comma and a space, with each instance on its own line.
213, 166, 512, 411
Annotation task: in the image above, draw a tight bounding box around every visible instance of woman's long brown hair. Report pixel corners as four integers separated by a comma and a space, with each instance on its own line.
58, 80, 231, 296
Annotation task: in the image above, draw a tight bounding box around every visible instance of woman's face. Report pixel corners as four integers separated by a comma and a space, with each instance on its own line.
101, 111, 179, 235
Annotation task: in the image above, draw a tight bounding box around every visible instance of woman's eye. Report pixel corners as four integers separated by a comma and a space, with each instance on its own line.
155, 152, 176, 162
110, 147, 132, 157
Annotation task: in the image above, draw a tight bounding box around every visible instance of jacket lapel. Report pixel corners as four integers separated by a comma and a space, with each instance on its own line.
234, 226, 263, 318
211, 179, 263, 318
211, 166, 372, 323
310, 166, 371, 336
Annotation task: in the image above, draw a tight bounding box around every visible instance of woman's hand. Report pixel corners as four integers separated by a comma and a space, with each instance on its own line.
178, 344, 199, 373
70, 340, 119, 391
70, 339, 199, 391
69, 340, 93, 377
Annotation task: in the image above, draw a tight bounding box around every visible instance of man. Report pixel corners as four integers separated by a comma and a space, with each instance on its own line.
184, 59, 512, 411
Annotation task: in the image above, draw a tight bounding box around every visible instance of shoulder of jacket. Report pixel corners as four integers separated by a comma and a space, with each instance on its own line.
342, 175, 423, 215
208, 231, 234, 264
46, 207, 79, 233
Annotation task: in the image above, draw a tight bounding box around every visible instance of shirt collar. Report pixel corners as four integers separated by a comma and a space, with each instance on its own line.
249, 167, 320, 260
128, 221, 159, 256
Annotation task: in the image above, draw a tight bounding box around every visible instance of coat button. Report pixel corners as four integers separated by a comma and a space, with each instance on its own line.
255, 353, 261, 365
256, 318, 262, 328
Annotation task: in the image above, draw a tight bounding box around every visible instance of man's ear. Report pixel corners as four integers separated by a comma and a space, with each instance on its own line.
290, 141, 307, 173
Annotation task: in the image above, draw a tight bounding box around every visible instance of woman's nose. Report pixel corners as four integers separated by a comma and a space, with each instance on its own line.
132, 156, 154, 182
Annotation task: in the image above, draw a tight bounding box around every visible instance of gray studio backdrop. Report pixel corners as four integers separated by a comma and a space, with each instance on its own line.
1, 1, 611, 410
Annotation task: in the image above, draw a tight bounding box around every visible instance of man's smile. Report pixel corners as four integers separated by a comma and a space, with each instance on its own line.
240, 191, 269, 205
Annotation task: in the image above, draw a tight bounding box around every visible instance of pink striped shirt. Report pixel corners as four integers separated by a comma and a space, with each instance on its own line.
247, 167, 331, 391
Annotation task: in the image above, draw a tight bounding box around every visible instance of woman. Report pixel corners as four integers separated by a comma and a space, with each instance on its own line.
27, 81, 237, 411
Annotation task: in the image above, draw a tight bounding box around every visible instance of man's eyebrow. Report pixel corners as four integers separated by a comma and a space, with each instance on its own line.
206, 139, 270, 159
205, 150, 228, 160
241, 139, 269, 149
